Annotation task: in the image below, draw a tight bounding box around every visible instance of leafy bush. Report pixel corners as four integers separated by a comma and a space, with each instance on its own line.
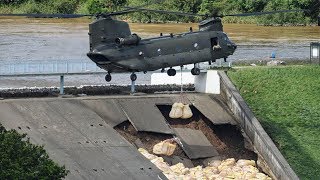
0, 124, 68, 179
0, 0, 27, 5
86, 0, 127, 14
53, 0, 78, 14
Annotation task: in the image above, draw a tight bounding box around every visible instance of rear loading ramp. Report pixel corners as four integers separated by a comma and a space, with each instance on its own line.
117, 97, 174, 134
0, 99, 166, 180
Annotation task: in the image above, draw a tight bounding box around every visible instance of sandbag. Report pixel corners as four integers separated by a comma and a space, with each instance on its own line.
138, 148, 158, 160
181, 104, 193, 119
151, 157, 171, 172
153, 139, 177, 156
169, 103, 184, 119
170, 163, 189, 175
236, 159, 256, 167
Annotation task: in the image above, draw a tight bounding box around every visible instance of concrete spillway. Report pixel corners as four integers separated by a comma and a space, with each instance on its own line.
0, 94, 236, 179
0, 70, 299, 179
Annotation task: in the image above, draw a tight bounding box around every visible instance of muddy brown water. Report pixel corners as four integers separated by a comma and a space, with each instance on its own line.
0, 17, 319, 87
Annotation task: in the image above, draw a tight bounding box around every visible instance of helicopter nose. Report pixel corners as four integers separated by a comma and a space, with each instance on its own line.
233, 44, 237, 49
227, 43, 237, 49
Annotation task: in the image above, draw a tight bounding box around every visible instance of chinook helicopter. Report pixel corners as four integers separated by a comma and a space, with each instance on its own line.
0, 4, 314, 82
86, 7, 311, 82
87, 12, 237, 82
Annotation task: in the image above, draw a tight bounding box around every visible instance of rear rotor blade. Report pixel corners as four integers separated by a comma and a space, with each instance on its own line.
0, 13, 91, 18
223, 9, 308, 17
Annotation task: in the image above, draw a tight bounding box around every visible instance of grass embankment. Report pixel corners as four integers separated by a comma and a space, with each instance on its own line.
228, 66, 320, 180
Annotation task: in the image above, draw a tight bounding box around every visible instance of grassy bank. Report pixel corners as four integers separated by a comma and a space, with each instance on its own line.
227, 66, 320, 179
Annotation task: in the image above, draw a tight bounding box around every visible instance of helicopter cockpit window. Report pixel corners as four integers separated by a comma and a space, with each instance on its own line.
223, 33, 231, 41
211, 37, 221, 51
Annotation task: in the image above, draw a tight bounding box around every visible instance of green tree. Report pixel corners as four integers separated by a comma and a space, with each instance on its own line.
0, 124, 68, 179
257, 0, 314, 25
237, 0, 267, 12
86, 0, 128, 14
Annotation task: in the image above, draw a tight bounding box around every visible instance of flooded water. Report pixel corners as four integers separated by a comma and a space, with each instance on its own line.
0, 17, 319, 88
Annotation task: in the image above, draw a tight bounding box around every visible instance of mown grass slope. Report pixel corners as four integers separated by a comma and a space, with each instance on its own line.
228, 66, 320, 180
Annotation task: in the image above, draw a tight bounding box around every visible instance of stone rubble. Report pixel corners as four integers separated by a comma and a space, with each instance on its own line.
138, 148, 272, 180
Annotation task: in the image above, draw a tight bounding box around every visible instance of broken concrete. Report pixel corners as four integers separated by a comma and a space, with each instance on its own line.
81, 99, 127, 127
174, 128, 219, 159
187, 94, 236, 125
117, 97, 174, 134
0, 98, 166, 180
0, 92, 262, 179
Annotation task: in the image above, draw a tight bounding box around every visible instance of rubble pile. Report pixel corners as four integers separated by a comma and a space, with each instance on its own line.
138, 148, 271, 180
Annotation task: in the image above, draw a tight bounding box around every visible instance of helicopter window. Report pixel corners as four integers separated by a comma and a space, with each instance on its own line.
224, 36, 229, 41
211, 37, 219, 46
211, 37, 221, 51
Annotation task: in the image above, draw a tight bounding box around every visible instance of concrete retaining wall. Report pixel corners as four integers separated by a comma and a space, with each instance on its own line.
0, 84, 195, 98
218, 71, 299, 180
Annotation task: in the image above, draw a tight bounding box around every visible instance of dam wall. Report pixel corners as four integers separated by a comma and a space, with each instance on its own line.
219, 71, 299, 180
0, 70, 299, 179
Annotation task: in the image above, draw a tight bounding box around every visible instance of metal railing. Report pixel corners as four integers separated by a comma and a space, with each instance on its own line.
0, 61, 105, 77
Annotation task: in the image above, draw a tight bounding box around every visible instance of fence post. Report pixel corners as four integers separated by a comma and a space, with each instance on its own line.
60, 75, 64, 95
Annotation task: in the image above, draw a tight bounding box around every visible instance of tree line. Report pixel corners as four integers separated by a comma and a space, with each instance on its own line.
0, 0, 319, 25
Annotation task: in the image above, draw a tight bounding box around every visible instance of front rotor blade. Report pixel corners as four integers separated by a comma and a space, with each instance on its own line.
224, 9, 308, 17
124, 7, 207, 17
0, 13, 92, 18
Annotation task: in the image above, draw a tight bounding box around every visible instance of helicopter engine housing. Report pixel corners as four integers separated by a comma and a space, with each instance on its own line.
115, 34, 141, 46
89, 17, 131, 50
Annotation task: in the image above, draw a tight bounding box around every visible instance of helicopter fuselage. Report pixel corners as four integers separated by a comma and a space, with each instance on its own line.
88, 30, 236, 73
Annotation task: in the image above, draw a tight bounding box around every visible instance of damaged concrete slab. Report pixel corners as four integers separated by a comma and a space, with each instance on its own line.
81, 99, 127, 127
174, 128, 219, 159
187, 94, 236, 125
117, 97, 174, 134
0, 99, 166, 180
0, 93, 264, 179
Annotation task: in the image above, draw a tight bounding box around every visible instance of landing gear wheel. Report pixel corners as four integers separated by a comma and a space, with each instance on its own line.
161, 68, 165, 73
167, 68, 176, 76
191, 68, 200, 75
130, 73, 137, 81
105, 73, 112, 82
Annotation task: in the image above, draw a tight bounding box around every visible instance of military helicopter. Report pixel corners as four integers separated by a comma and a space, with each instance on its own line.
0, 4, 313, 82
87, 11, 237, 82
86, 7, 312, 82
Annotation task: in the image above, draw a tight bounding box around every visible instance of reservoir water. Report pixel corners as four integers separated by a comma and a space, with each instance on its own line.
0, 17, 319, 87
